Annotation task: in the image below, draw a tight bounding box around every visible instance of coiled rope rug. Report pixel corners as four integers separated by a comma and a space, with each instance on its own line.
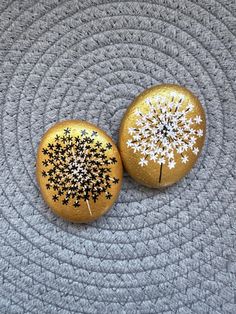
0, 0, 235, 313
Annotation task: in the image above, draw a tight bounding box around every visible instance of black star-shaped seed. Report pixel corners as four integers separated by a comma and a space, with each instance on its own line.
66, 135, 73, 142
61, 136, 68, 144
62, 199, 69, 205
73, 201, 80, 207
48, 152, 53, 158
54, 154, 60, 161
106, 143, 112, 150
71, 192, 77, 199
52, 195, 59, 202
91, 131, 98, 137
55, 143, 62, 150
75, 136, 81, 143
55, 134, 60, 141
48, 169, 54, 176
106, 192, 112, 199
92, 195, 98, 202
55, 174, 61, 180
83, 194, 89, 201
53, 185, 59, 191
67, 151, 73, 158
113, 178, 119, 184
60, 155, 66, 162
110, 157, 117, 164
86, 138, 93, 144
81, 129, 87, 136
98, 187, 104, 194
64, 128, 71, 135
42, 160, 49, 167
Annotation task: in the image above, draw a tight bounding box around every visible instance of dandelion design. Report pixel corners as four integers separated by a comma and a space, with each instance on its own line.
41, 128, 119, 216
127, 93, 204, 183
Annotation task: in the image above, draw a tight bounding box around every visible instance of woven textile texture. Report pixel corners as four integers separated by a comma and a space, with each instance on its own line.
0, 0, 236, 313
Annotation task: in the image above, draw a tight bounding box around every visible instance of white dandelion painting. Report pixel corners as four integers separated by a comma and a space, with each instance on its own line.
127, 93, 204, 183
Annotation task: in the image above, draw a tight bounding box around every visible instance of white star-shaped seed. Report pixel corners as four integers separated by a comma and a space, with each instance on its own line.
127, 140, 132, 147
135, 108, 142, 116
141, 148, 147, 155
194, 115, 202, 124
168, 160, 176, 169
188, 142, 194, 149
133, 143, 140, 152
151, 127, 157, 135
134, 134, 141, 141
145, 98, 152, 105
178, 128, 184, 135
167, 130, 176, 138
156, 147, 163, 154
183, 133, 189, 140
170, 91, 177, 98
193, 147, 199, 155
136, 119, 143, 126
128, 127, 135, 135
180, 116, 187, 123
167, 151, 174, 159
181, 155, 189, 164
178, 94, 185, 102
150, 153, 158, 161
168, 102, 175, 109
190, 136, 196, 144
158, 157, 165, 165
177, 147, 184, 154
197, 129, 203, 137
139, 158, 148, 167
149, 142, 156, 150
187, 103, 194, 111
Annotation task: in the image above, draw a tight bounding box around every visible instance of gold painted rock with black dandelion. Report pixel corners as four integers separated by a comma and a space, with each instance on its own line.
36, 120, 123, 222
119, 84, 206, 188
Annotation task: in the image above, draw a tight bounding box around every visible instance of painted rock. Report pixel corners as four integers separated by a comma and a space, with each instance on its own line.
36, 120, 123, 222
119, 84, 206, 188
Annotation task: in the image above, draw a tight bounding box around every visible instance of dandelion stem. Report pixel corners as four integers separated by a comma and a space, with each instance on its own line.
159, 163, 163, 183
86, 200, 93, 216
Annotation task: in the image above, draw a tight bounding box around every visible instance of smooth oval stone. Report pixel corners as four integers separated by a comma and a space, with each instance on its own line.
119, 84, 206, 188
36, 120, 123, 222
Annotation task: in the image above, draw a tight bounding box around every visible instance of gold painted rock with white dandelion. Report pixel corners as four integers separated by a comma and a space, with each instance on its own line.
36, 120, 123, 222
119, 84, 206, 188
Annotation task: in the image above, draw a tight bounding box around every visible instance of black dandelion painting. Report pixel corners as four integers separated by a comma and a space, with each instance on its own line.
41, 128, 119, 216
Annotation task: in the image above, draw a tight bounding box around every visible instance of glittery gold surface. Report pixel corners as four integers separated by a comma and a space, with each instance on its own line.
36, 120, 123, 222
119, 84, 206, 188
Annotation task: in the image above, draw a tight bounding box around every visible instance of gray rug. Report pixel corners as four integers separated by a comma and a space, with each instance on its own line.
0, 0, 236, 313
